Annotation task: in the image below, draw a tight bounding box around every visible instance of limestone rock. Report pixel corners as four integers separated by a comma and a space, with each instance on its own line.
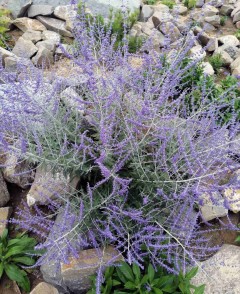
0, 172, 10, 207
203, 5, 219, 17
12, 17, 46, 32
32, 45, 54, 67
230, 55, 240, 70
196, 0, 205, 7
3, 0, 32, 19
61, 247, 124, 293
218, 35, 240, 47
12, 37, 38, 58
191, 245, 240, 293
0, 47, 16, 65
159, 21, 181, 42
220, 4, 234, 15
53, 4, 77, 21
233, 10, 240, 22
28, 5, 54, 18
189, 45, 206, 60
22, 29, 42, 43
36, 40, 56, 52
202, 61, 215, 76
232, 65, 240, 76
214, 49, 233, 66
172, 5, 188, 15
204, 15, 221, 27
30, 282, 59, 294
151, 11, 173, 28
42, 30, 61, 43
0, 207, 12, 236
37, 16, 73, 37
140, 5, 154, 21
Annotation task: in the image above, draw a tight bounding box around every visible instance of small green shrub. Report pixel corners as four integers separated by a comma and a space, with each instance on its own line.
235, 29, 240, 40
183, 0, 196, 9
144, 0, 158, 4
0, 8, 11, 48
220, 16, 227, 26
161, 0, 175, 8
208, 53, 224, 73
0, 229, 39, 292
87, 261, 205, 294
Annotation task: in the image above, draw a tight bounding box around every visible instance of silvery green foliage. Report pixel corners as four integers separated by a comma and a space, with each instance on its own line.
1, 7, 240, 293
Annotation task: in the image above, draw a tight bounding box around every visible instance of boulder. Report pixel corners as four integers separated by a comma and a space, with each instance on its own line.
151, 11, 173, 28
203, 5, 219, 16
232, 65, 240, 76
172, 5, 188, 15
204, 15, 221, 27
231, 55, 240, 70
196, 0, 205, 7
0, 47, 16, 65
191, 245, 240, 293
220, 4, 234, 15
36, 40, 56, 52
218, 35, 240, 46
231, 2, 240, 16
189, 45, 207, 60
22, 29, 42, 43
0, 207, 12, 236
12, 37, 38, 58
42, 30, 61, 43
28, 5, 54, 18
140, 5, 154, 22
37, 16, 73, 37
53, 5, 77, 21
3, 0, 32, 19
12, 17, 46, 32
0, 172, 10, 207
30, 282, 59, 294
233, 10, 240, 22
201, 61, 215, 76
213, 49, 233, 66
159, 22, 181, 42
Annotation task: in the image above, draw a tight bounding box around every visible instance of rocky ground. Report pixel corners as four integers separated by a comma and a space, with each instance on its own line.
1, 0, 240, 293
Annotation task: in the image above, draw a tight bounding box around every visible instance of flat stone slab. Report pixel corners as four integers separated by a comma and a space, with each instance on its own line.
37, 16, 73, 37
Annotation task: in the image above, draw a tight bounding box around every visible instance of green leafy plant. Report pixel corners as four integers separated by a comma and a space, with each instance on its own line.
144, 0, 158, 4
208, 53, 224, 74
87, 261, 205, 294
161, 0, 175, 9
0, 229, 39, 292
183, 0, 196, 9
220, 16, 227, 26
0, 8, 11, 48
235, 29, 240, 40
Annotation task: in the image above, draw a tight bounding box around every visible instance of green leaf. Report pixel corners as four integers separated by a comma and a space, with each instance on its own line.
112, 279, 121, 286
116, 267, 128, 284
193, 284, 205, 294
11, 256, 36, 266
124, 281, 136, 290
1, 229, 8, 242
140, 274, 148, 285
132, 263, 141, 280
185, 267, 198, 280
117, 262, 134, 282
153, 288, 163, 294
0, 262, 4, 279
4, 263, 26, 284
7, 237, 37, 249
17, 274, 31, 292
148, 264, 155, 283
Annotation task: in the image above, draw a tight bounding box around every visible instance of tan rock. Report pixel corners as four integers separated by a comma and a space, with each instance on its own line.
12, 17, 46, 32
0, 207, 12, 236
0, 172, 10, 207
223, 188, 240, 213
30, 282, 59, 294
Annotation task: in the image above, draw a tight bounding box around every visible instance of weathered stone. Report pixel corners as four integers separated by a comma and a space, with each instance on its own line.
199, 192, 228, 221
30, 282, 59, 294
218, 34, 240, 46
204, 15, 221, 27
214, 49, 233, 66
61, 247, 124, 293
26, 165, 78, 206
231, 2, 240, 16
236, 20, 240, 28
191, 245, 240, 293
193, 26, 210, 45
32, 46, 54, 68
151, 11, 173, 28
203, 4, 219, 16
150, 4, 170, 12
3, 153, 33, 189
12, 37, 38, 58
0, 172, 10, 207
141, 21, 154, 36
3, 0, 32, 19
231, 55, 240, 70
159, 22, 181, 42
37, 16, 73, 37
36, 40, 56, 52
232, 65, 240, 76
42, 30, 61, 43
220, 4, 234, 15
53, 4, 77, 21
0, 207, 12, 236
202, 22, 217, 33
202, 61, 215, 76
0, 47, 16, 65
172, 5, 188, 15
223, 169, 240, 212
22, 29, 42, 43
196, 0, 205, 7
206, 37, 218, 51
189, 45, 206, 60
205, 0, 224, 7
28, 5, 54, 18
233, 10, 240, 22
12, 17, 46, 32
151, 29, 167, 49
140, 5, 154, 21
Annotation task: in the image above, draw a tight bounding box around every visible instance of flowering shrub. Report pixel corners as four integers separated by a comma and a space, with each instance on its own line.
1, 7, 240, 292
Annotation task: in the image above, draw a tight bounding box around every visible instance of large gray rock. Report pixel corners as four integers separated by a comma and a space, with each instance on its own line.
36, 40, 56, 52
191, 245, 240, 294
12, 37, 38, 58
32, 46, 54, 68
152, 11, 173, 28
159, 22, 181, 42
37, 16, 73, 37
53, 5, 77, 21
22, 29, 42, 43
204, 15, 221, 27
12, 17, 46, 32
0, 47, 16, 65
220, 4, 234, 15
140, 5, 154, 22
42, 30, 61, 43
1, 0, 32, 19
30, 282, 59, 294
28, 5, 54, 18
0, 172, 10, 207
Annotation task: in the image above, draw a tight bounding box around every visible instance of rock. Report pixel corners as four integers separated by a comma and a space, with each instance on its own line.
191, 245, 240, 293
12, 37, 38, 58
207, 37, 218, 51
203, 4, 219, 16
60, 88, 84, 114
3, 153, 33, 189
205, 0, 223, 7
0, 47, 16, 65
22, 29, 42, 43
53, 5, 77, 21
231, 55, 240, 70
151, 11, 173, 28
202, 22, 217, 33
189, 45, 206, 60
232, 65, 240, 75
42, 30, 61, 43
0, 172, 10, 207
141, 21, 154, 36
193, 26, 210, 45
61, 247, 124, 293
36, 40, 56, 52
202, 61, 215, 76
28, 5, 54, 18
151, 29, 167, 50
172, 5, 188, 15
214, 50, 233, 66
37, 16, 73, 37
231, 2, 240, 16
218, 34, 240, 46
223, 169, 240, 212
26, 165, 78, 206
140, 5, 154, 22
0, 207, 12, 236
199, 192, 228, 221
159, 22, 181, 42
196, 0, 205, 7
12, 17, 46, 32
236, 21, 240, 28
32, 46, 54, 67
151, 4, 170, 12
220, 4, 234, 15
3, 0, 32, 19
204, 15, 221, 27
233, 10, 240, 22
30, 282, 59, 294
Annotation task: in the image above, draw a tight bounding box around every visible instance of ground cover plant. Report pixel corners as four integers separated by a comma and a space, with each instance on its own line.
0, 5, 240, 293
0, 8, 11, 48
